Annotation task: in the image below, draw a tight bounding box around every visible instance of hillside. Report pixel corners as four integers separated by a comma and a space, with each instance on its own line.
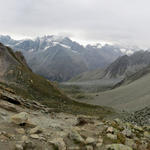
78, 67, 150, 111
0, 88, 150, 149
0, 42, 115, 117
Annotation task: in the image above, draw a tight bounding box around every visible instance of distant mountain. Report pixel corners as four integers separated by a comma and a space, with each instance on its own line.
70, 50, 150, 90
104, 50, 150, 79
0, 35, 126, 81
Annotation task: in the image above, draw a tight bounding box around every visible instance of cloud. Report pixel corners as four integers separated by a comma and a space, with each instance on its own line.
0, 0, 150, 48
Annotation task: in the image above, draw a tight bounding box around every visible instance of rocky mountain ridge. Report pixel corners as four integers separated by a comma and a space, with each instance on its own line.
0, 35, 125, 81
104, 50, 150, 79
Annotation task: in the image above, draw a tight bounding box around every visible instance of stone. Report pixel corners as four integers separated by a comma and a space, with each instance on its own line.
134, 125, 143, 132
15, 144, 23, 150
68, 146, 80, 150
69, 129, 85, 143
144, 131, 150, 138
0, 100, 19, 112
30, 134, 40, 139
125, 138, 137, 149
0, 111, 7, 116
122, 128, 132, 137
15, 128, 25, 134
49, 138, 66, 150
11, 112, 28, 125
21, 135, 28, 142
96, 143, 103, 149
86, 145, 93, 150
76, 116, 93, 126
106, 133, 117, 140
97, 136, 103, 144
85, 137, 95, 144
106, 127, 114, 133
105, 144, 133, 150
114, 118, 122, 125
29, 126, 42, 134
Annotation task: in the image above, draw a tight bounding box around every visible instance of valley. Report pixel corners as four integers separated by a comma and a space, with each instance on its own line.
0, 37, 150, 149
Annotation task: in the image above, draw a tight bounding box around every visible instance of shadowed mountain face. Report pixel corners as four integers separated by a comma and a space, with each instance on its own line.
104, 51, 150, 79
0, 35, 123, 81
0, 42, 69, 101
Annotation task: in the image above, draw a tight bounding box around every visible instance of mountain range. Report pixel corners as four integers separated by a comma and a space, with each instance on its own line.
0, 35, 130, 81
71, 50, 150, 82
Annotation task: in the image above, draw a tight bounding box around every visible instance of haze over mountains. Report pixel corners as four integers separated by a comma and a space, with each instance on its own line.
0, 35, 134, 81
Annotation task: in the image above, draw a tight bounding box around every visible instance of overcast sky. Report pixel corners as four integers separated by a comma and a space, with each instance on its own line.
0, 0, 150, 48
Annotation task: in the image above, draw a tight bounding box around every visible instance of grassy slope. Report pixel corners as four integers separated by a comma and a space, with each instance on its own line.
78, 72, 150, 111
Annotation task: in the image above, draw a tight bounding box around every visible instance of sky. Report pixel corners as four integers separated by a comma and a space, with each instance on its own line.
0, 0, 150, 48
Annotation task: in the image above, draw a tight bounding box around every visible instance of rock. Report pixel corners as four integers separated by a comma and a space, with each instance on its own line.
134, 125, 143, 132
21, 135, 28, 142
96, 143, 103, 149
76, 116, 93, 126
122, 128, 132, 137
15, 144, 23, 150
125, 138, 137, 149
25, 120, 36, 128
114, 118, 122, 125
105, 144, 133, 150
11, 112, 28, 125
0, 100, 19, 112
106, 133, 117, 140
85, 137, 95, 144
49, 138, 66, 150
69, 129, 85, 143
29, 126, 42, 134
15, 128, 25, 134
86, 145, 93, 150
30, 134, 40, 139
0, 134, 8, 142
0, 111, 7, 116
106, 127, 114, 133
96, 136, 103, 147
68, 146, 80, 150
144, 131, 150, 138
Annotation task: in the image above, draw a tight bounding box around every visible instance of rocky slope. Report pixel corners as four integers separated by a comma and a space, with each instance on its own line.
0, 88, 149, 150
0, 35, 123, 81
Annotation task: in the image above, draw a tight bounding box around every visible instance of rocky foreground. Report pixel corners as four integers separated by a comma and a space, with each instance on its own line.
0, 91, 150, 150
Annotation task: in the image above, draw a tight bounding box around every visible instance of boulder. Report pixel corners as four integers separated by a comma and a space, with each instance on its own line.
106, 127, 114, 133
11, 112, 28, 125
85, 137, 95, 144
69, 129, 85, 143
49, 138, 66, 150
106, 133, 117, 140
105, 144, 133, 150
86, 145, 93, 150
15, 128, 25, 134
125, 138, 137, 149
30, 134, 40, 139
29, 126, 42, 134
144, 131, 150, 138
122, 128, 132, 137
